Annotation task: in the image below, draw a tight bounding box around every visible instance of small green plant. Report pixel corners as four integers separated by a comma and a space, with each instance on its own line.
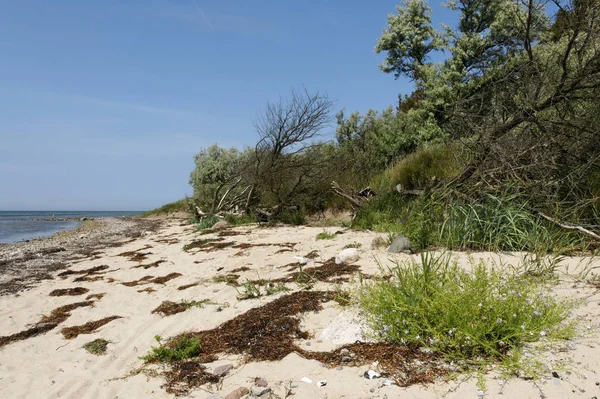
212, 274, 240, 286
196, 215, 221, 230
357, 252, 576, 374
141, 334, 202, 363
182, 299, 215, 309
316, 231, 337, 240
235, 279, 262, 300
343, 242, 362, 249
265, 282, 291, 295
83, 338, 109, 355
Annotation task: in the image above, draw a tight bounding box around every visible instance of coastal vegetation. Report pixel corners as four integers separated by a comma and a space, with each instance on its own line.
183, 0, 599, 255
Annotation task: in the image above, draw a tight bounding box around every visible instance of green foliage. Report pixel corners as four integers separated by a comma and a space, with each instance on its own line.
354, 194, 589, 252
277, 208, 307, 226
195, 215, 221, 231
371, 143, 464, 193
141, 335, 202, 363
83, 338, 109, 355
358, 253, 576, 366
139, 199, 191, 217
224, 213, 257, 226
375, 0, 442, 81
316, 231, 337, 240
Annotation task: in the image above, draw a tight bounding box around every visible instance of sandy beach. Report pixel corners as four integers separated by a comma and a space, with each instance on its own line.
1, 217, 600, 399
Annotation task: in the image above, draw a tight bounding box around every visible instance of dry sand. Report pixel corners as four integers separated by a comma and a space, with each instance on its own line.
1, 218, 600, 399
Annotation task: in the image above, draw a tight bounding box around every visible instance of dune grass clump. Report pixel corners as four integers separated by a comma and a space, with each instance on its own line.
142, 335, 203, 363
316, 231, 337, 240
357, 253, 576, 371
83, 338, 109, 355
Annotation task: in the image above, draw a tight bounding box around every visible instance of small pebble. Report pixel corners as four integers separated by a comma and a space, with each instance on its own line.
317, 380, 327, 387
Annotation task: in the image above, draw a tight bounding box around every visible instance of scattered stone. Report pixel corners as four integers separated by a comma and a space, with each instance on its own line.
387, 235, 414, 254
364, 370, 381, 379
552, 371, 560, 379
225, 386, 249, 399
305, 341, 311, 346
317, 380, 327, 387
212, 363, 233, 377
251, 385, 270, 396
381, 379, 395, 387
340, 348, 350, 356
212, 221, 230, 231
342, 356, 353, 363
300, 377, 312, 384
255, 378, 268, 387
335, 248, 359, 265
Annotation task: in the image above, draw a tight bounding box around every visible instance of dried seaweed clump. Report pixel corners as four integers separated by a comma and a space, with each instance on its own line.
152, 299, 212, 317
274, 257, 360, 284
86, 293, 106, 301
118, 245, 153, 262
58, 265, 109, 280
61, 316, 122, 339
230, 266, 251, 273
177, 282, 199, 291
49, 287, 90, 297
173, 291, 331, 362
304, 342, 448, 386
163, 361, 220, 395
122, 273, 182, 287
0, 301, 94, 348
133, 260, 166, 269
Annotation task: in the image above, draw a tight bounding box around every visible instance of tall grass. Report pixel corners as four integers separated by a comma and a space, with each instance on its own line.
353, 194, 589, 252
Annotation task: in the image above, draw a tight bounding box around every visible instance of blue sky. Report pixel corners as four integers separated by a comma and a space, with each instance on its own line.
0, 0, 458, 211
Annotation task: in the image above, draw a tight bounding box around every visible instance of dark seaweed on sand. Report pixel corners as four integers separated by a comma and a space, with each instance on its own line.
49, 287, 90, 297
61, 316, 122, 339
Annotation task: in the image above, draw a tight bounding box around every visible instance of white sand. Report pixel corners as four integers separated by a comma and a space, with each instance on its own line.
1, 220, 599, 399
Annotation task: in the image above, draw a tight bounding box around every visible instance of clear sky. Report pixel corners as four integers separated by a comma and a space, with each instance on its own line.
0, 0, 458, 211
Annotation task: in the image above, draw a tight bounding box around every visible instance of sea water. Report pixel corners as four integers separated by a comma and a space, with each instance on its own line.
0, 211, 142, 244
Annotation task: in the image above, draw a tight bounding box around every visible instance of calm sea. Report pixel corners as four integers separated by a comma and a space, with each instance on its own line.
0, 211, 142, 244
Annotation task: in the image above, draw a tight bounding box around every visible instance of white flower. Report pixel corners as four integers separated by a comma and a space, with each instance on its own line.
540, 330, 547, 337
478, 303, 483, 307
496, 318, 503, 324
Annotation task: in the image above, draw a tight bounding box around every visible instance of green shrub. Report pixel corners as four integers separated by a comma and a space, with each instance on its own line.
141, 335, 202, 363
371, 144, 464, 193
277, 209, 306, 226
357, 253, 576, 365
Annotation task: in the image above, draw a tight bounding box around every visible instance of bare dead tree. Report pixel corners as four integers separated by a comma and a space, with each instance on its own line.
251, 90, 336, 216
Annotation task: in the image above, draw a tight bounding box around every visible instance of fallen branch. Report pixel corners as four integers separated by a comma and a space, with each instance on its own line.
538, 212, 600, 241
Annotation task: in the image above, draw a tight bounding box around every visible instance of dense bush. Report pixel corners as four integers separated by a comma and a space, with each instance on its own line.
358, 253, 576, 364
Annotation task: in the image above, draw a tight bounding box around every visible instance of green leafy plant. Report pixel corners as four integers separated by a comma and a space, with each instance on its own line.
83, 338, 109, 355
316, 231, 337, 240
141, 335, 202, 363
357, 252, 576, 371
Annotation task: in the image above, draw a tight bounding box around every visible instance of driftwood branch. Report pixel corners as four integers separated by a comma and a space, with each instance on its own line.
538, 212, 600, 241
331, 181, 375, 209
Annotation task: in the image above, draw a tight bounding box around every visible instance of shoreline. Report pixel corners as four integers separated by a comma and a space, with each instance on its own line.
0, 217, 162, 296
0, 218, 599, 398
